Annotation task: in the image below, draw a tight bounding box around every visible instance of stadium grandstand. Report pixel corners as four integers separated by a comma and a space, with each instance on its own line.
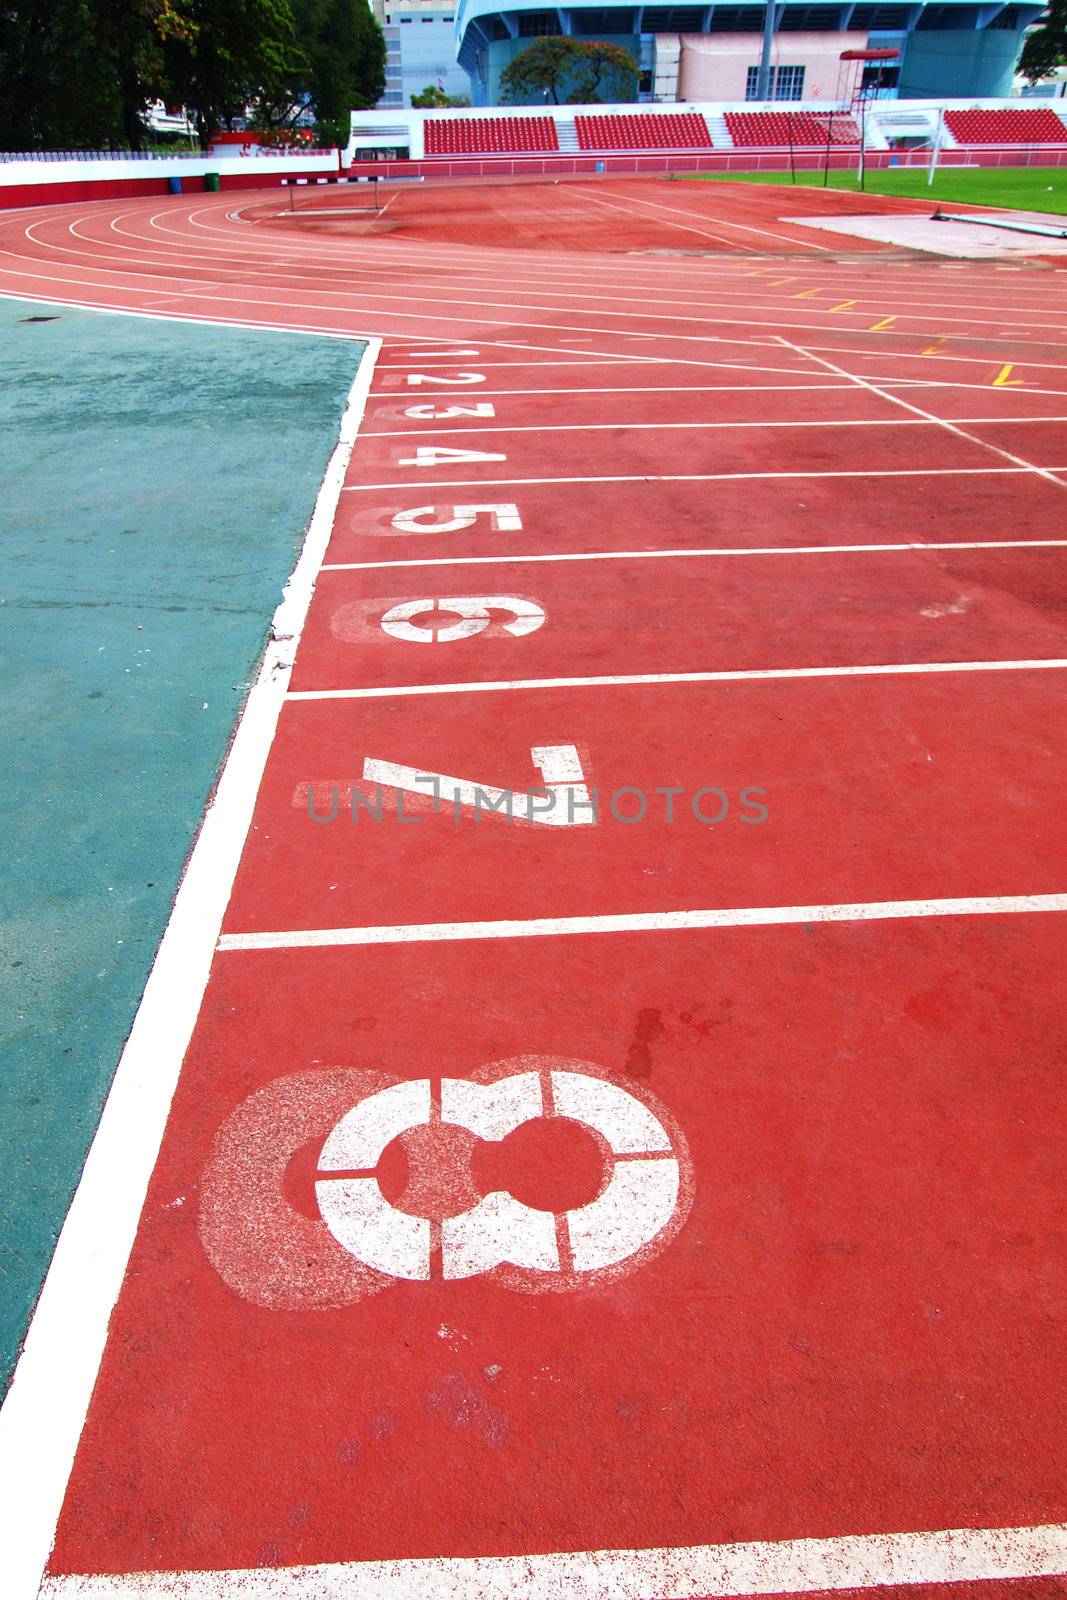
347, 96, 1067, 164
453, 0, 1046, 108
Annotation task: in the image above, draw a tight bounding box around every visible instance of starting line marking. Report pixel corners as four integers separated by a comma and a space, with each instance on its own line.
340, 468, 1067, 492
217, 893, 1067, 953
362, 415, 1067, 438
322, 540, 1067, 572
35, 1520, 1067, 1598
286, 658, 1067, 702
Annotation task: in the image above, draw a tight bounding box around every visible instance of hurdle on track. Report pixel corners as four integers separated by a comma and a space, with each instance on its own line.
280, 173, 383, 213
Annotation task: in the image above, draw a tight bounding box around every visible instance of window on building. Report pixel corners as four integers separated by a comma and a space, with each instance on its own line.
745, 63, 805, 101
518, 10, 562, 33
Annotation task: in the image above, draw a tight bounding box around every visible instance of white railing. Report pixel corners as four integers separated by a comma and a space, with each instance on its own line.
0, 147, 334, 163
0, 150, 189, 162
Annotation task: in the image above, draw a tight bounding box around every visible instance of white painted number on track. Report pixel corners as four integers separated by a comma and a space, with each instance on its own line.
405, 372, 486, 386
317, 1071, 682, 1281
390, 503, 522, 534
379, 596, 546, 643
403, 403, 497, 420
399, 445, 507, 467
199, 1059, 691, 1307
362, 743, 593, 825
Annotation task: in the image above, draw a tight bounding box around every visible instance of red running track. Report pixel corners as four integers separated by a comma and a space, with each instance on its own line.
1, 180, 1066, 1600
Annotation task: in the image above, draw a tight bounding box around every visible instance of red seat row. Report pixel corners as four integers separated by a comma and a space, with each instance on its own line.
423, 116, 559, 154
574, 112, 712, 150
725, 111, 860, 148
944, 108, 1067, 145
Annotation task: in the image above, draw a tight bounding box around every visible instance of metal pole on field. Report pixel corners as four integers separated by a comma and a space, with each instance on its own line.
823, 105, 833, 186
858, 91, 867, 191
928, 103, 943, 187
755, 1, 778, 103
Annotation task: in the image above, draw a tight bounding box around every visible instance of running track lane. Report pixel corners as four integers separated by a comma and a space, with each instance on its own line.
0, 186, 1065, 1600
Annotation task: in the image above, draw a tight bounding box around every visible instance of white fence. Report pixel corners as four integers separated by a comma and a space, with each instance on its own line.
0, 151, 340, 190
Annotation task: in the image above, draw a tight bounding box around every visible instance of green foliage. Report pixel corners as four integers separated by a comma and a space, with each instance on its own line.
0, 0, 384, 150
411, 84, 470, 108
164, 0, 300, 146
297, 0, 386, 145
499, 36, 637, 106
0, 0, 189, 149
1019, 3, 1067, 83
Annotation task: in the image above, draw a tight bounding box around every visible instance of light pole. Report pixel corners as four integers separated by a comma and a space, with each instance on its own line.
755, 1, 779, 104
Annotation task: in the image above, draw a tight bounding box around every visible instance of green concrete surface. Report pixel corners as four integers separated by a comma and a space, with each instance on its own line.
690, 166, 1067, 217
0, 299, 363, 1392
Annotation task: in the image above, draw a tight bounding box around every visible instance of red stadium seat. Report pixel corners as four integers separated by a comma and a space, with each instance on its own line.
724, 111, 861, 148
423, 116, 560, 155
943, 108, 1067, 146
574, 112, 712, 151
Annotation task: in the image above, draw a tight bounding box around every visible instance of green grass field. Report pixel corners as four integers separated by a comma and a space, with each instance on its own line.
688, 166, 1067, 217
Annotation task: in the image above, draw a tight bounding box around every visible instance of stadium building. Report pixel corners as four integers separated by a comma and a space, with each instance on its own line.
452, 0, 1043, 107
371, 0, 473, 109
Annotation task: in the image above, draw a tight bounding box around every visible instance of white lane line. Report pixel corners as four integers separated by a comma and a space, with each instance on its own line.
96, 197, 1067, 310
340, 468, 1063, 492
367, 379, 1067, 395
37, 1521, 1067, 1597
218, 894, 1067, 953
575, 186, 835, 254
38, 199, 1067, 352
12, 240, 1067, 350
0, 286, 368, 340
775, 334, 1067, 491
361, 415, 1067, 439
287, 658, 1067, 702
0, 339, 384, 1600
366, 380, 1067, 399
321, 540, 1067, 571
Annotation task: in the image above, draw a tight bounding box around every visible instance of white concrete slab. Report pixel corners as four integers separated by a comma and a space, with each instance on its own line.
783, 209, 1067, 258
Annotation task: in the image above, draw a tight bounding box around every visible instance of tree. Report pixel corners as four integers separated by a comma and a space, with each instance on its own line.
163, 0, 302, 146
0, 0, 122, 148
499, 36, 637, 106
411, 84, 470, 108
0, 0, 190, 150
499, 36, 578, 105
248, 0, 386, 149
0, 0, 380, 151
1020, 4, 1067, 82
570, 40, 638, 103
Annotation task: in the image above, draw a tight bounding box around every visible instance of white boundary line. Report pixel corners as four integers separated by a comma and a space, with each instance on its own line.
361, 416, 1067, 438
321, 540, 1067, 571
286, 658, 1067, 702
38, 1521, 1067, 1598
218, 893, 1067, 952
217, 889, 1067, 947
0, 328, 382, 1600
340, 468, 1067, 492
0, 286, 367, 341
